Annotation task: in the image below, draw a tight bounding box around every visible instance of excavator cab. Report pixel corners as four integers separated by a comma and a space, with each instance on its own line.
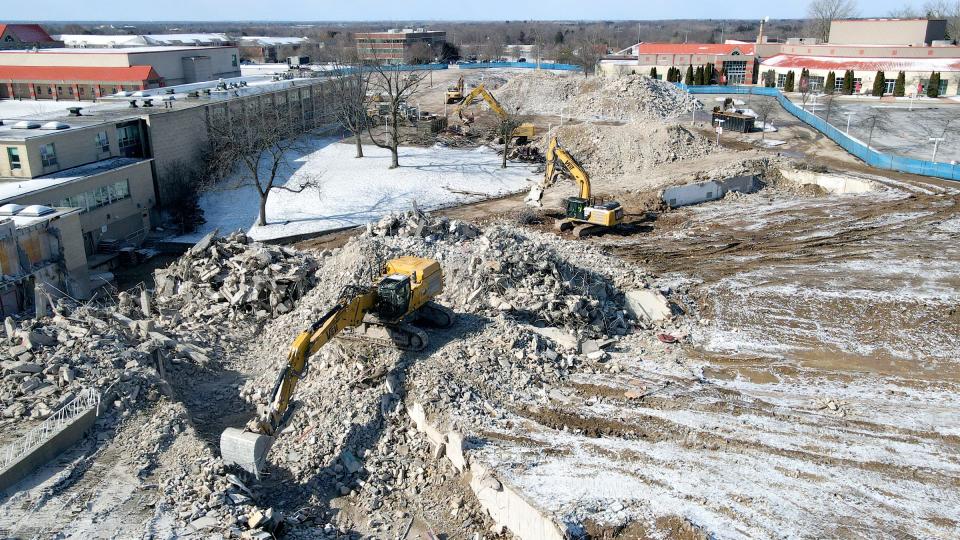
565, 197, 588, 220
376, 274, 411, 322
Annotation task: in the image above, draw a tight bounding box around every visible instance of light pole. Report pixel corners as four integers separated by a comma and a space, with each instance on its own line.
845, 111, 854, 134
714, 118, 725, 147
930, 137, 945, 162
691, 103, 696, 126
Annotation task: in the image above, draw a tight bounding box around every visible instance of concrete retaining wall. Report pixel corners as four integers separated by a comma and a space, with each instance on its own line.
662, 174, 759, 208
779, 169, 877, 194
407, 401, 569, 540
0, 406, 97, 493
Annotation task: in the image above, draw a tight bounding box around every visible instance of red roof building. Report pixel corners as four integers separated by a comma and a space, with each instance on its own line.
0, 24, 62, 50
0, 65, 163, 100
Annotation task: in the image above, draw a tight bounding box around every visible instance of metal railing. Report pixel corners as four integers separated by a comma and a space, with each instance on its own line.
0, 387, 100, 471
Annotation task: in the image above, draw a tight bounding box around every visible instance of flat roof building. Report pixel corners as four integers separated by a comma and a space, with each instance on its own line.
355, 28, 445, 64
0, 45, 242, 100
54, 33, 233, 49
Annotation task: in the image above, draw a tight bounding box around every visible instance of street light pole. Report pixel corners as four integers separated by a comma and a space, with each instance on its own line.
845, 111, 854, 134
930, 137, 945, 162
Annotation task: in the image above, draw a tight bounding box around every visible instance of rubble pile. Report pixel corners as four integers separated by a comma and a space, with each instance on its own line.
0, 299, 188, 424
153, 231, 319, 324
364, 207, 481, 242
546, 122, 715, 176
498, 72, 699, 122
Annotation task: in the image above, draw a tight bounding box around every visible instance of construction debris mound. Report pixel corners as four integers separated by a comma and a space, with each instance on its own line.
546, 122, 715, 176
498, 72, 699, 122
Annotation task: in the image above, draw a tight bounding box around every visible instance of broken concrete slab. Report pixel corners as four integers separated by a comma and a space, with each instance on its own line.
624, 289, 672, 322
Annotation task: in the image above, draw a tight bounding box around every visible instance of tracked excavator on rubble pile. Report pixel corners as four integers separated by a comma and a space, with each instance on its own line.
220, 257, 454, 475
526, 136, 625, 237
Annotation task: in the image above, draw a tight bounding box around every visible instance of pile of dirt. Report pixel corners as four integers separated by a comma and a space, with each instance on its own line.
545, 122, 715, 177
497, 72, 699, 122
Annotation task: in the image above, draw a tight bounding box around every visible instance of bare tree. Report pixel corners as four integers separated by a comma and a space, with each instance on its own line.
573, 32, 605, 77
404, 42, 434, 65
495, 115, 523, 169
751, 98, 779, 143
206, 104, 320, 227
807, 0, 860, 42
923, 0, 960, 41
329, 52, 371, 158
483, 34, 507, 61
888, 6, 921, 17
365, 60, 427, 169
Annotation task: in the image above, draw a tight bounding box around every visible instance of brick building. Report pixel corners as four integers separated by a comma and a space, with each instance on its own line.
355, 29, 445, 64
0, 24, 63, 51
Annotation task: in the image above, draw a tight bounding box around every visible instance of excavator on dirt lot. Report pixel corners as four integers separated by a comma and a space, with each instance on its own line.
526, 136, 625, 237
445, 75, 465, 104
220, 256, 454, 475
454, 83, 536, 143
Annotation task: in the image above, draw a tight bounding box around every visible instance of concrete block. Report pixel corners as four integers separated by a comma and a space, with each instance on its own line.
469, 462, 568, 540
445, 431, 467, 472
624, 289, 672, 322
188, 515, 219, 531
407, 402, 446, 447
10, 362, 42, 373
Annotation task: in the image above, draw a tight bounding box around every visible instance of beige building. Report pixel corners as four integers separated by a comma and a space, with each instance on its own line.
356, 29, 446, 64
828, 18, 948, 46
0, 205, 89, 313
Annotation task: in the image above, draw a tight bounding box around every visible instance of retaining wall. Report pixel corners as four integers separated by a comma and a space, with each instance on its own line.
0, 407, 97, 493
662, 175, 759, 208
779, 169, 877, 194
677, 83, 960, 182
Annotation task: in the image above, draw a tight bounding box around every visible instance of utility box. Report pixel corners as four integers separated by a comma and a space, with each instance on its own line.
712, 110, 755, 133
287, 56, 310, 67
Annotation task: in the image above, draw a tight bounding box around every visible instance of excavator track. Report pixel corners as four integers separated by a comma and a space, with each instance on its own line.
338, 321, 430, 351
415, 301, 456, 328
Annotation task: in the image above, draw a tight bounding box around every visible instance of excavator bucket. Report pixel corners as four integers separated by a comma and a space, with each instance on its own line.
220, 428, 273, 477
525, 183, 545, 207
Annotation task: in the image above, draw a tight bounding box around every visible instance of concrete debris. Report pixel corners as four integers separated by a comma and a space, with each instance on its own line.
498, 72, 700, 123
153, 230, 318, 326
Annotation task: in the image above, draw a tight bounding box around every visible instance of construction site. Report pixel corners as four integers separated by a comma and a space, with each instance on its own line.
0, 66, 958, 540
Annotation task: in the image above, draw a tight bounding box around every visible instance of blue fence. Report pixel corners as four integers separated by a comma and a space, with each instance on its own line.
455, 61, 583, 72
677, 84, 960, 181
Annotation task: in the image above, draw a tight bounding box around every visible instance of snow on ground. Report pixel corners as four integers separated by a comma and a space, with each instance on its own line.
0, 99, 87, 119
177, 138, 537, 242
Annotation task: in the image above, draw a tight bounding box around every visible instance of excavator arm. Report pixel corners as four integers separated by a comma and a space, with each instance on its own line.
527, 137, 591, 205
456, 84, 508, 122
260, 287, 377, 436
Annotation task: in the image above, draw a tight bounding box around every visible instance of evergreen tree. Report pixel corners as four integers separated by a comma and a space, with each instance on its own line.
695, 66, 704, 85
784, 70, 795, 92
554, 30, 565, 44
685, 65, 694, 85
927, 72, 941, 97
705, 63, 714, 84
872, 71, 886, 96
650, 66, 658, 79
825, 71, 836, 94
764, 69, 776, 87
893, 71, 906, 97
842, 70, 854, 95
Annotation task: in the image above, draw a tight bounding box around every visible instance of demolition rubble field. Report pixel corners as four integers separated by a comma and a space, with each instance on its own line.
0, 70, 958, 539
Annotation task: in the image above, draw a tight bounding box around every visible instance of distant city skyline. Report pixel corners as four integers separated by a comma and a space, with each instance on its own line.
5, 0, 912, 22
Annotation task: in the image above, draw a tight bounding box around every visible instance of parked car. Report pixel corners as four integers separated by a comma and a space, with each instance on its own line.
517, 57, 527, 62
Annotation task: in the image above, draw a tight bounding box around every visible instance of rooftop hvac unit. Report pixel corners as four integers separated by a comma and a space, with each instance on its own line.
18, 205, 56, 217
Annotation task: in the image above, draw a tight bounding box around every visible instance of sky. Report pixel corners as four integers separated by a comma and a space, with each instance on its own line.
5, 0, 909, 22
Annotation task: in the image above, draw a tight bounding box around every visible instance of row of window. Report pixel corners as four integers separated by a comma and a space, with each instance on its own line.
5, 130, 114, 172
775, 73, 953, 95
50, 180, 130, 213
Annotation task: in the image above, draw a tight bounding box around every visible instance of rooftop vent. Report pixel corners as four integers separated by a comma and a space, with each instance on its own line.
0, 204, 25, 216
40, 121, 69, 130
67, 107, 83, 116
18, 205, 55, 217
12, 121, 41, 129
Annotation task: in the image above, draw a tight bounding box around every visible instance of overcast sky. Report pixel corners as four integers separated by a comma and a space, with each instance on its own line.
6, 0, 907, 22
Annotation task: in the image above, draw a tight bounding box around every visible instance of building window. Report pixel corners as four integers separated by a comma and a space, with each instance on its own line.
232, 54, 238, 67
95, 131, 110, 154
853, 78, 863, 93
776, 73, 787, 89
808, 76, 825, 92
39, 143, 57, 167
834, 76, 844, 92
117, 125, 141, 157
52, 179, 131, 213
884, 78, 896, 94
6, 147, 20, 170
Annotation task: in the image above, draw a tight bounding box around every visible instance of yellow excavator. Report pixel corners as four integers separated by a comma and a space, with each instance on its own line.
220, 256, 454, 475
526, 137, 625, 237
454, 83, 536, 143
445, 75, 464, 104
